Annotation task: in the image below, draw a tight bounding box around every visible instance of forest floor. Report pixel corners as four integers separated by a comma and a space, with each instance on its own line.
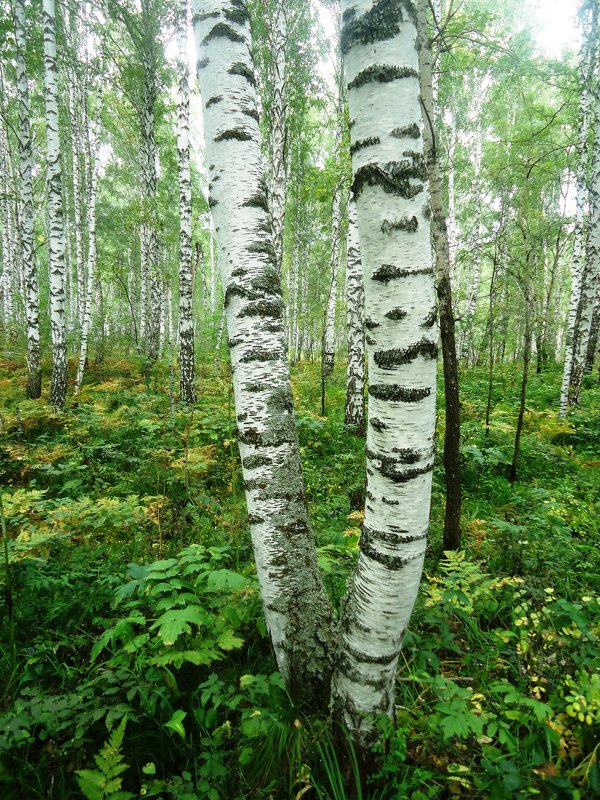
0, 356, 598, 800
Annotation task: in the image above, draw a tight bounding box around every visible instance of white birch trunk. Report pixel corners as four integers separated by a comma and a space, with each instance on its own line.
176, 0, 196, 404
460, 117, 483, 363
43, 0, 68, 409
0, 116, 14, 330
192, 0, 335, 703
14, 0, 42, 397
571, 72, 600, 405
69, 64, 85, 330
333, 0, 437, 745
323, 183, 342, 375
74, 81, 101, 395
344, 197, 365, 432
562, 9, 598, 411
269, 1, 287, 274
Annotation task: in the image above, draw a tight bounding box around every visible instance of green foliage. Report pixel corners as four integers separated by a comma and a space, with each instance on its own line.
0, 359, 598, 798
76, 719, 134, 800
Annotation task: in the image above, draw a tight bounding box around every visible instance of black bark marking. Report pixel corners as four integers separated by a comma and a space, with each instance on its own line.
224, 6, 250, 25
350, 136, 380, 156
215, 128, 252, 142
202, 22, 244, 44
247, 513, 265, 525
348, 64, 418, 90
352, 157, 426, 201
239, 350, 279, 364
243, 455, 273, 470
391, 123, 421, 139
365, 317, 380, 329
367, 446, 420, 464
373, 264, 433, 283
374, 338, 438, 369
229, 61, 256, 87
370, 416, 388, 431
238, 299, 284, 319
247, 240, 276, 264
361, 524, 424, 546
241, 107, 260, 123
341, 0, 417, 55
243, 191, 269, 213
381, 216, 418, 234
421, 308, 437, 328
369, 384, 431, 402
197, 57, 209, 70
385, 307, 408, 320
206, 95, 223, 107
360, 539, 424, 570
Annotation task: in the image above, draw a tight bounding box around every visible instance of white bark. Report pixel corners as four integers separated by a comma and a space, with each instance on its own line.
43, 0, 68, 409
192, 0, 334, 702
572, 69, 600, 405
0, 114, 15, 329
269, 1, 287, 274
344, 198, 365, 431
176, 0, 196, 404
14, 0, 42, 397
323, 183, 342, 375
74, 80, 101, 395
563, 7, 599, 410
333, 0, 437, 745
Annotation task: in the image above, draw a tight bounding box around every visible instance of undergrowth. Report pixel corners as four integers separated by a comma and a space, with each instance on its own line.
0, 357, 598, 799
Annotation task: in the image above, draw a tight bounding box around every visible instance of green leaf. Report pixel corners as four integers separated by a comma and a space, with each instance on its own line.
217, 630, 244, 651
206, 569, 248, 592
165, 709, 187, 739
150, 605, 210, 645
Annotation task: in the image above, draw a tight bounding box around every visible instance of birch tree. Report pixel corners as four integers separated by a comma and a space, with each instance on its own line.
416, 0, 461, 550
559, 0, 596, 417
192, 0, 335, 705
74, 77, 102, 395
267, 0, 287, 275
176, 0, 195, 405
14, 0, 42, 398
331, 0, 437, 745
43, 0, 68, 410
344, 197, 365, 433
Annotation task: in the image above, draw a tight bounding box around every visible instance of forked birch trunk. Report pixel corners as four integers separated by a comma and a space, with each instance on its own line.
416, 0, 461, 551
192, 0, 335, 705
332, 0, 437, 745
43, 0, 68, 410
176, 0, 196, 405
344, 198, 365, 433
14, 0, 41, 397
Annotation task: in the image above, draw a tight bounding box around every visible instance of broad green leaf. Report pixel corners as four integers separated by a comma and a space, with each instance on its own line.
165, 709, 186, 739
205, 569, 248, 593
150, 605, 210, 645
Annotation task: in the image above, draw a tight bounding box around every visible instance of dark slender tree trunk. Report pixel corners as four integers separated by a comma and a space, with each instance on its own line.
509, 287, 532, 484
416, 0, 461, 550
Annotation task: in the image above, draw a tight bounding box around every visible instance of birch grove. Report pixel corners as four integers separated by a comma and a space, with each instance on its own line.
13, 0, 41, 398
